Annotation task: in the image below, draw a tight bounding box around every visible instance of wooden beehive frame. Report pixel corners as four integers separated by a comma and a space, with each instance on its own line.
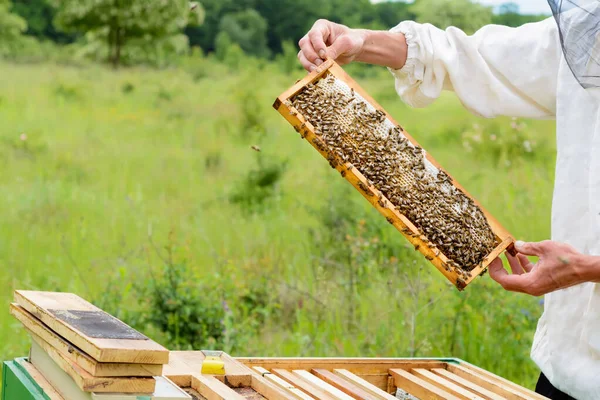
237, 357, 549, 400
274, 59, 516, 290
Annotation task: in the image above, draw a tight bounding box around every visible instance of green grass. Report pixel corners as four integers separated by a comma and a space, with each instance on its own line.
0, 57, 556, 390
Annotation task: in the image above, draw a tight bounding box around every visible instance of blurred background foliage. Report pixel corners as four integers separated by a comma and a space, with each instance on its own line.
0, 0, 545, 67
0, 0, 553, 392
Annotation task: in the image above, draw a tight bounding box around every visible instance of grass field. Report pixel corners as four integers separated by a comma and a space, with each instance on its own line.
0, 56, 556, 390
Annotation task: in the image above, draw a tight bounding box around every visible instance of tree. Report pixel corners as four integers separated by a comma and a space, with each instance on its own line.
0, 0, 27, 56
219, 9, 269, 57
255, 0, 333, 54
411, 0, 493, 34
492, 2, 547, 27
370, 1, 416, 30
51, 0, 203, 68
10, 0, 74, 43
184, 0, 254, 54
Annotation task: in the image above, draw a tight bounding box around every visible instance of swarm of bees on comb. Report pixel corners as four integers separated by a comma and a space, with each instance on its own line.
289, 73, 498, 272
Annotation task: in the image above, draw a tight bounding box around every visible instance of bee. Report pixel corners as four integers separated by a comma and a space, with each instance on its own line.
251, 145, 261, 152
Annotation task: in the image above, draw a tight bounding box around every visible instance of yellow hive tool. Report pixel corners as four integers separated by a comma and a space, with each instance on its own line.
200, 350, 225, 375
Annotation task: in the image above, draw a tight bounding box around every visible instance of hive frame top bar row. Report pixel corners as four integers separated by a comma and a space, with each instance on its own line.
273, 59, 516, 290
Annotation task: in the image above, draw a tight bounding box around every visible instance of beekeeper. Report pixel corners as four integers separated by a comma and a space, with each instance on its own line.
298, 1, 600, 399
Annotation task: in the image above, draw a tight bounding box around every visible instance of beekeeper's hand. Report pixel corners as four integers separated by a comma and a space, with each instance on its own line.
298, 19, 407, 72
489, 240, 600, 296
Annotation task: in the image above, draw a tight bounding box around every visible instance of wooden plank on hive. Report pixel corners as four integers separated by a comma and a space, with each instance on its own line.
312, 369, 373, 399
432, 369, 507, 400
390, 369, 460, 400
412, 368, 485, 400
192, 375, 246, 400
10, 303, 163, 377
446, 365, 539, 400
29, 333, 156, 393
237, 358, 446, 375
251, 374, 302, 400
273, 369, 337, 400
253, 367, 315, 400
15, 357, 65, 400
332, 369, 396, 400
273, 60, 516, 290
292, 370, 355, 400
458, 364, 548, 400
165, 351, 252, 388
14, 290, 168, 364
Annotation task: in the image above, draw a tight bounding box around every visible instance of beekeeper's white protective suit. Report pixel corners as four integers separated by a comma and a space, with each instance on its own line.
387, 16, 600, 400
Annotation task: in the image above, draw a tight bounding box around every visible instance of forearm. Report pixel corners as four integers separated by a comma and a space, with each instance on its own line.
355, 29, 407, 70
575, 254, 600, 283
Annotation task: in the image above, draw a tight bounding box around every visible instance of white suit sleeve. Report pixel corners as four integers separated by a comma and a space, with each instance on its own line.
389, 18, 561, 118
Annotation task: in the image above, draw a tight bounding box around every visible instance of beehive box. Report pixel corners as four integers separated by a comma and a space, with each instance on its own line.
273, 59, 516, 290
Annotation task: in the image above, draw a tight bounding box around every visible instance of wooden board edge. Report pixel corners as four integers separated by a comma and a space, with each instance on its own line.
191, 374, 247, 400
390, 369, 461, 400
332, 369, 396, 400
411, 368, 485, 400
447, 365, 538, 400
251, 373, 301, 400
431, 369, 508, 400
292, 370, 355, 400
312, 368, 375, 399
456, 363, 549, 400
29, 332, 156, 394
253, 370, 315, 400
272, 369, 336, 400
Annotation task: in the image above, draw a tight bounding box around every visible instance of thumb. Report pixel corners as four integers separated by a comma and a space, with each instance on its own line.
326, 35, 352, 61
514, 240, 544, 257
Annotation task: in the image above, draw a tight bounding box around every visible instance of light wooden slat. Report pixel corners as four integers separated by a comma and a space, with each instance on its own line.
333, 369, 396, 400
29, 334, 156, 393
432, 369, 507, 400
459, 364, 548, 400
10, 304, 162, 377
273, 369, 337, 400
292, 370, 355, 400
447, 365, 539, 400
312, 369, 373, 399
15, 291, 168, 364
15, 358, 65, 400
251, 374, 301, 400
238, 358, 446, 375
192, 375, 246, 400
252, 367, 315, 400
390, 369, 461, 400
412, 368, 485, 400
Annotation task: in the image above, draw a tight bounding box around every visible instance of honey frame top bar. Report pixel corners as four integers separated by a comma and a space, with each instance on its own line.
274, 59, 515, 290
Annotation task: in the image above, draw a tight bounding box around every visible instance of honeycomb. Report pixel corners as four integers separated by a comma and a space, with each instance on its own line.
291, 73, 497, 271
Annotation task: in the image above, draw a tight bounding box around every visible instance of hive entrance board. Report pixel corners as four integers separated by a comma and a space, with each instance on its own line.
273, 59, 516, 290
